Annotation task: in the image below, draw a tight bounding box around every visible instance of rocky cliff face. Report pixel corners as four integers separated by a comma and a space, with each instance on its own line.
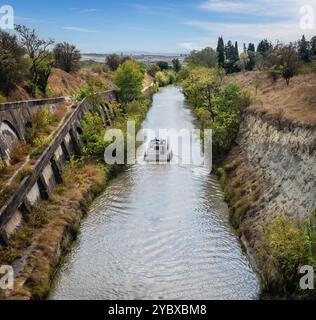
237, 109, 316, 222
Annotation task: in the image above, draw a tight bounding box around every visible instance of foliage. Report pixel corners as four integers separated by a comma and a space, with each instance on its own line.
182, 67, 252, 159
156, 61, 169, 70
9, 141, 26, 164
224, 41, 240, 73
53, 42, 81, 72
258, 213, 316, 295
185, 47, 217, 68
36, 52, 54, 93
15, 25, 55, 95
147, 64, 161, 77
0, 31, 29, 94
298, 35, 310, 63
80, 112, 109, 159
172, 58, 181, 73
0, 95, 6, 103
257, 39, 272, 57
71, 87, 96, 103
155, 71, 176, 87
105, 53, 130, 71
216, 36, 225, 68
114, 60, 144, 103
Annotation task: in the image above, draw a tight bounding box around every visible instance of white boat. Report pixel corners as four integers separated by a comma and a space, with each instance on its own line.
144, 139, 173, 162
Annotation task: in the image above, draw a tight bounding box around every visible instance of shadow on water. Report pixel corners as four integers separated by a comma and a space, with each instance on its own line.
50, 86, 260, 300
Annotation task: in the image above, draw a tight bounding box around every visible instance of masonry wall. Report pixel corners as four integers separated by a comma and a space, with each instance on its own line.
0, 91, 118, 246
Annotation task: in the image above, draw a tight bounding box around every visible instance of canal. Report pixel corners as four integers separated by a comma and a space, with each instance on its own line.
50, 86, 260, 300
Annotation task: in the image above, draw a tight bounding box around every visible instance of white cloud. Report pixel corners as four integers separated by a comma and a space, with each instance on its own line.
78, 9, 98, 13
63, 27, 99, 33
177, 1, 316, 51
198, 0, 314, 17
178, 19, 315, 51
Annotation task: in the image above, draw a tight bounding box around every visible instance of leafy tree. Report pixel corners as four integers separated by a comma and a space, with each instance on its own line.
0, 31, 29, 94
238, 52, 250, 73
156, 61, 169, 70
216, 36, 225, 67
185, 47, 218, 68
298, 35, 310, 62
257, 39, 272, 57
106, 53, 130, 71
311, 36, 316, 57
114, 60, 144, 103
172, 58, 181, 73
147, 64, 160, 77
182, 67, 224, 120
15, 25, 55, 95
37, 52, 54, 92
53, 42, 81, 72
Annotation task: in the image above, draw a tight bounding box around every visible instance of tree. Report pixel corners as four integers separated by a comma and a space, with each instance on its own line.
311, 36, 316, 57
113, 60, 144, 103
182, 67, 224, 120
238, 52, 250, 73
0, 31, 29, 94
37, 52, 54, 92
224, 41, 239, 73
298, 35, 310, 62
279, 44, 299, 85
246, 43, 256, 71
257, 39, 272, 57
147, 64, 160, 77
216, 36, 225, 67
54, 42, 81, 72
185, 47, 218, 68
106, 54, 130, 71
15, 25, 54, 95
172, 58, 181, 73
156, 61, 169, 70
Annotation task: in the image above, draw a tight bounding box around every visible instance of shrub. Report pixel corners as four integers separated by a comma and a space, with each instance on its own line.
0, 95, 6, 103
257, 213, 316, 295
80, 112, 109, 159
155, 71, 176, 87
10, 141, 26, 164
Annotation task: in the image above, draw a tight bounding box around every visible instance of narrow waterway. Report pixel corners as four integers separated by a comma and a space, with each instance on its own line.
50, 86, 260, 300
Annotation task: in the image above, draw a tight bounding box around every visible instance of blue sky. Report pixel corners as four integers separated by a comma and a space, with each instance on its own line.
4, 0, 316, 53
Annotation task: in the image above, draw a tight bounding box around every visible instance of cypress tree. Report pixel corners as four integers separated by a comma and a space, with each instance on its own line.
298, 35, 310, 62
216, 36, 225, 67
246, 43, 256, 71
311, 36, 316, 56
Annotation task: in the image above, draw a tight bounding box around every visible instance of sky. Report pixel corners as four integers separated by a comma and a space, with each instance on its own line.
3, 0, 316, 54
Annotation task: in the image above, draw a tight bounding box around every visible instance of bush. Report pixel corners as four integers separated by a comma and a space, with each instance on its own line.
155, 71, 176, 87
258, 213, 316, 295
10, 141, 26, 164
80, 112, 109, 159
0, 95, 6, 103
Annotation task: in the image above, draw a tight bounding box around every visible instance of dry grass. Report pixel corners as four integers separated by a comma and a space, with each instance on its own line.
232, 72, 316, 126
1, 160, 108, 300
217, 146, 266, 236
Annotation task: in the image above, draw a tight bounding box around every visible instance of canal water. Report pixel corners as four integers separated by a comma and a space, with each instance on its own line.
50, 86, 260, 300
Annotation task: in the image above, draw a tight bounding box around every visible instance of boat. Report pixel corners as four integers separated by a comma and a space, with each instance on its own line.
144, 139, 173, 162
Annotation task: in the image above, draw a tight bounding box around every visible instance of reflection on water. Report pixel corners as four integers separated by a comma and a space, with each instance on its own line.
50, 86, 260, 300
